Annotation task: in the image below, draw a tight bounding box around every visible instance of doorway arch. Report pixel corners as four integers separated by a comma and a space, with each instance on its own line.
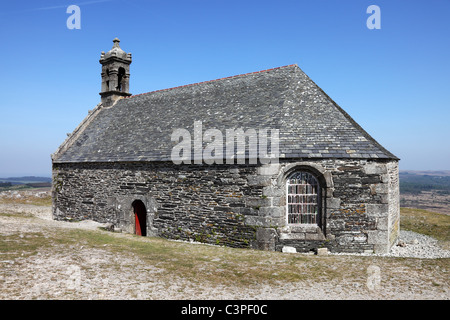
132, 200, 147, 236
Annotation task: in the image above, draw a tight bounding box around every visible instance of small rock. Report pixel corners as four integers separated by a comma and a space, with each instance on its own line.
282, 246, 296, 253
317, 247, 328, 256
397, 240, 406, 247
102, 223, 114, 231
412, 238, 419, 245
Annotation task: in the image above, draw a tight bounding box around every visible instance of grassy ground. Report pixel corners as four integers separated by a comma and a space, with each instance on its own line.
1, 217, 447, 293
400, 207, 450, 249
1, 194, 449, 299
0, 218, 339, 287
1, 206, 449, 291
0, 192, 51, 207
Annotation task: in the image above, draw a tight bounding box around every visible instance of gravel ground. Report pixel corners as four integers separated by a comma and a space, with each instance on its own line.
329, 230, 450, 259
380, 231, 450, 259
0, 202, 449, 300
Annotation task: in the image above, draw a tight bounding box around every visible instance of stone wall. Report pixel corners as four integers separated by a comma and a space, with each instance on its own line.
387, 161, 400, 247
52, 158, 399, 253
52, 162, 260, 248
251, 159, 400, 254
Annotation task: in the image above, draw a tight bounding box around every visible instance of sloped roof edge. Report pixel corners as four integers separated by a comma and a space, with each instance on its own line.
300, 70, 399, 161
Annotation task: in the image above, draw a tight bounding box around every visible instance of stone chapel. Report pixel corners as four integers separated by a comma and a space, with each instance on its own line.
51, 38, 400, 253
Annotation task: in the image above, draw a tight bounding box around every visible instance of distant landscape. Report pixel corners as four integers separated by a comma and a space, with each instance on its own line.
399, 171, 450, 215
400, 170, 450, 194
0, 176, 51, 190
0, 171, 449, 214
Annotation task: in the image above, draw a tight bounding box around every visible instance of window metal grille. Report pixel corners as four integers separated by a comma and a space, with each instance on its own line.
286, 171, 320, 224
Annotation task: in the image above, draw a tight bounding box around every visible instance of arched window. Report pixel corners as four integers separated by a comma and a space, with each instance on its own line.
286, 171, 320, 225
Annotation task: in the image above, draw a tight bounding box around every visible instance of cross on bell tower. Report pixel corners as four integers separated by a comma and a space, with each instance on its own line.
99, 38, 132, 107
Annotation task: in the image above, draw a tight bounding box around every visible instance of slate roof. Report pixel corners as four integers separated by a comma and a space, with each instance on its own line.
52, 64, 398, 163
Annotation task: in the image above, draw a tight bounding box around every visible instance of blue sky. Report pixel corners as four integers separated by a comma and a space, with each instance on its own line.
0, 0, 449, 177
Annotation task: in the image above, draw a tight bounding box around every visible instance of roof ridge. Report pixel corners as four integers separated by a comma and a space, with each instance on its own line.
126, 64, 298, 99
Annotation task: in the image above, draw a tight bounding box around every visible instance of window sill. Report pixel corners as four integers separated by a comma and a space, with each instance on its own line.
283, 224, 320, 233
279, 224, 326, 240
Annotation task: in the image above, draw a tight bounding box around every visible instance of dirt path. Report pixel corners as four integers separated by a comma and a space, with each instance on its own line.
0, 203, 448, 300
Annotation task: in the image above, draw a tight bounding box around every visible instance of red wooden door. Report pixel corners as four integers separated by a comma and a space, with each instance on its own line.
134, 200, 146, 236
135, 210, 142, 236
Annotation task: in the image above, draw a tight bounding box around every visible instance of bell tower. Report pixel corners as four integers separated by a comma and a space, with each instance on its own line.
99, 38, 132, 107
